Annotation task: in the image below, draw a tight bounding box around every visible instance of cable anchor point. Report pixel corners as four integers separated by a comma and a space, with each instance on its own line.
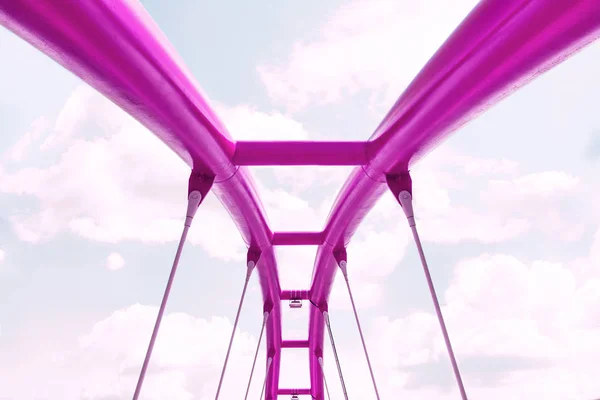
333, 248, 348, 279
246, 247, 262, 279
386, 171, 415, 226
186, 171, 215, 226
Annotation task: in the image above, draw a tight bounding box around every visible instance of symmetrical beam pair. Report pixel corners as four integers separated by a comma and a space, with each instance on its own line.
2, 0, 600, 399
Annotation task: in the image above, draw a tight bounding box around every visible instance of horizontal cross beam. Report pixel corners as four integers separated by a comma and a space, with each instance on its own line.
272, 231, 323, 246
281, 290, 310, 300
233, 141, 367, 166
281, 340, 309, 348
278, 388, 311, 395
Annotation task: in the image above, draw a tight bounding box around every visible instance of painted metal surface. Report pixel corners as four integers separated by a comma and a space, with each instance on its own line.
2, 0, 600, 398
307, 0, 600, 395
234, 141, 367, 166
0, 0, 284, 396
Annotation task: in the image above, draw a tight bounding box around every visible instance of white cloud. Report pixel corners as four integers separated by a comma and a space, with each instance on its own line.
106, 252, 125, 271
0, 248, 5, 263
373, 150, 593, 245
3, 235, 600, 400
0, 304, 261, 400
367, 234, 600, 399
268, 147, 592, 311
0, 85, 318, 262
213, 104, 310, 141
1, 116, 48, 163
480, 171, 586, 242
258, 0, 479, 112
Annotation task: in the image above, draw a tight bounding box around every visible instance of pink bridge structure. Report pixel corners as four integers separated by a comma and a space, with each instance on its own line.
1, 0, 600, 399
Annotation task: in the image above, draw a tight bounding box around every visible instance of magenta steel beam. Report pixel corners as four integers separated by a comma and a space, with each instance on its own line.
280, 290, 310, 300
3, 1, 600, 399
0, 2, 283, 397
234, 141, 367, 166
307, 0, 600, 397
282, 340, 309, 348
278, 388, 312, 395
272, 232, 324, 246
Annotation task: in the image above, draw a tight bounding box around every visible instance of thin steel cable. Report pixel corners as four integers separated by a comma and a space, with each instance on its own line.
341, 264, 381, 400
132, 223, 191, 400
259, 357, 273, 400
409, 223, 468, 400
215, 265, 254, 399
318, 357, 332, 400
323, 311, 349, 400
244, 312, 269, 400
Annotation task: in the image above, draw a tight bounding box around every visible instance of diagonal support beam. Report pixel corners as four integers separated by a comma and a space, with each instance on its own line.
133, 171, 214, 400
387, 172, 469, 400
244, 310, 270, 400
318, 357, 332, 400
323, 311, 349, 400
215, 247, 262, 399
334, 248, 381, 400
260, 357, 273, 400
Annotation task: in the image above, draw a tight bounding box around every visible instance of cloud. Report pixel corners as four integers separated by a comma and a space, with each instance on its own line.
1, 116, 48, 163
387, 150, 593, 245
0, 85, 317, 262
266, 146, 594, 311
257, 0, 479, 112
106, 252, 125, 271
213, 104, 310, 141
367, 234, 600, 399
4, 233, 600, 400
0, 304, 261, 400
0, 248, 5, 263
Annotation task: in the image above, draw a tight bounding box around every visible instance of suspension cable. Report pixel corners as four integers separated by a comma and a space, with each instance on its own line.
259, 357, 273, 400
337, 258, 381, 400
244, 311, 269, 400
323, 311, 349, 399
132, 190, 203, 400
318, 357, 332, 400
397, 188, 469, 400
215, 260, 256, 399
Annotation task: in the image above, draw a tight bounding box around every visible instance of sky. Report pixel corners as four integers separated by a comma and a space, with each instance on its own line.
1, 0, 600, 399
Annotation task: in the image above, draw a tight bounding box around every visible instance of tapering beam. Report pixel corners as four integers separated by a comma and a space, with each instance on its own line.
233, 141, 367, 166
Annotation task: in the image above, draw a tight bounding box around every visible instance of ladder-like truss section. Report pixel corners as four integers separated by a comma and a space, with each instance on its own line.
1, 0, 599, 398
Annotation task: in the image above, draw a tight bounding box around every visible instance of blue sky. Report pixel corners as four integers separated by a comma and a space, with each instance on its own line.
1, 0, 600, 399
